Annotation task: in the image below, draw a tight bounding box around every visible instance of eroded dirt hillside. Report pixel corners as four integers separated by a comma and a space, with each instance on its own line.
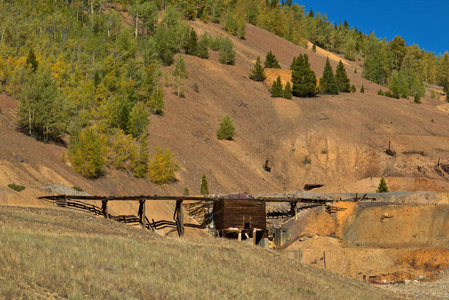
2, 20, 449, 210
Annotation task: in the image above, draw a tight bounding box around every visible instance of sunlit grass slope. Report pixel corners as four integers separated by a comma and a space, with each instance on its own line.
0, 206, 399, 299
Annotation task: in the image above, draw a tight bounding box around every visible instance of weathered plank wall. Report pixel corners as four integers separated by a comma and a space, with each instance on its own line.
213, 199, 266, 231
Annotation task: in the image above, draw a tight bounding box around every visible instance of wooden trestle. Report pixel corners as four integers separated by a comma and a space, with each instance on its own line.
39, 193, 375, 237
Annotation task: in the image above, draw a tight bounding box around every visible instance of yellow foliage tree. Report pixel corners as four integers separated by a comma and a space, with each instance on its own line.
69, 126, 108, 178
109, 129, 137, 170
148, 147, 179, 184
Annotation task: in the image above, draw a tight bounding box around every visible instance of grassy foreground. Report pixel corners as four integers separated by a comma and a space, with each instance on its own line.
0, 206, 399, 299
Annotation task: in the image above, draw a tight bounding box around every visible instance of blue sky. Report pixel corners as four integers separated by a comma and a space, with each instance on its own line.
295, 0, 449, 55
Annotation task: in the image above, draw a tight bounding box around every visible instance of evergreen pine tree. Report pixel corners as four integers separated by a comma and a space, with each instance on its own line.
270, 76, 283, 97
197, 36, 209, 59
173, 54, 188, 97
218, 37, 235, 65
360, 85, 365, 93
291, 54, 318, 97
185, 28, 198, 55
443, 79, 449, 102
249, 56, 266, 81
283, 81, 292, 99
217, 115, 235, 140
312, 43, 317, 53
26, 49, 38, 73
376, 177, 389, 193
128, 102, 149, 138
264, 50, 281, 69
147, 86, 164, 115
173, 54, 189, 79
200, 174, 209, 194
335, 60, 351, 92
131, 132, 150, 178
320, 57, 339, 95
18, 69, 68, 141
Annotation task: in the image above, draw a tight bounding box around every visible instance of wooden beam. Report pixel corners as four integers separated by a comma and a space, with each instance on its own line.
39, 194, 375, 204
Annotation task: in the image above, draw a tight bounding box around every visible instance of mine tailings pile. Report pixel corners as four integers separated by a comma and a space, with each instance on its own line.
284, 192, 449, 283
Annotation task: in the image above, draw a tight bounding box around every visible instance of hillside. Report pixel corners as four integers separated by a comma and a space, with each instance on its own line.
3, 19, 449, 200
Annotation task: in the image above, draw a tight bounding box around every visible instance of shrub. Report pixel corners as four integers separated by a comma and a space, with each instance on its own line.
350, 85, 356, 93
360, 85, 365, 93
148, 147, 179, 184
303, 156, 311, 164
72, 186, 84, 192
377, 89, 384, 96
384, 90, 399, 99
8, 183, 25, 192
192, 82, 199, 93
217, 115, 235, 140
430, 90, 436, 99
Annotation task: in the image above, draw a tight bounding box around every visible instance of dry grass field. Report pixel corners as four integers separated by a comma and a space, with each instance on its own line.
0, 206, 400, 299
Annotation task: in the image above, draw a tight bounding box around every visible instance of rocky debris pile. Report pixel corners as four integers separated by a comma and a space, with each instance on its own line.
380, 269, 449, 299
39, 184, 89, 196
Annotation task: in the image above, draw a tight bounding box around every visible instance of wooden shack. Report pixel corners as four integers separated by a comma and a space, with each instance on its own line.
213, 193, 266, 243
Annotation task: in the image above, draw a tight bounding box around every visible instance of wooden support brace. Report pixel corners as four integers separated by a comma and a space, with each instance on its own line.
138, 200, 146, 229
102, 200, 109, 219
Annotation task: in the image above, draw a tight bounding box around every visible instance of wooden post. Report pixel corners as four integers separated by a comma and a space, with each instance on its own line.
238, 232, 242, 241
323, 251, 326, 269
294, 202, 298, 220
253, 228, 257, 245
174, 199, 184, 237
102, 200, 108, 219
139, 200, 146, 229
